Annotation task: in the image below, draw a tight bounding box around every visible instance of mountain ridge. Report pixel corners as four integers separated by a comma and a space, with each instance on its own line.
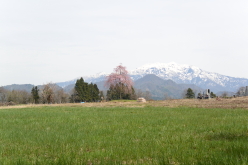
56, 62, 248, 92
134, 74, 203, 99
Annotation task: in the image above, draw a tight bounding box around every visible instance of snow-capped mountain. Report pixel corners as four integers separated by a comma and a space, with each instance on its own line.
57, 62, 248, 92
130, 62, 248, 92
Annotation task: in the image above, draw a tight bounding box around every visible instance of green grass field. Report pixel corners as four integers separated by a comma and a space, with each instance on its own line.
0, 106, 248, 164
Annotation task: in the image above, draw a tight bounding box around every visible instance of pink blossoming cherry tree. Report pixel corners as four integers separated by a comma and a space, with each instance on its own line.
105, 64, 134, 99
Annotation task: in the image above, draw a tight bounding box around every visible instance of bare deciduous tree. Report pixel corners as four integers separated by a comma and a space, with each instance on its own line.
134, 89, 152, 100
5, 90, 31, 104
144, 90, 152, 101
0, 87, 8, 104
221, 92, 228, 98
18, 90, 31, 104
164, 92, 173, 100
54, 89, 69, 103
135, 89, 144, 99
236, 87, 245, 96
41, 83, 56, 104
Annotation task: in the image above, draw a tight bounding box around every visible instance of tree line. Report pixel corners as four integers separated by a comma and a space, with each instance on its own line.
0, 83, 70, 105
184, 88, 217, 99
0, 78, 103, 105
0, 64, 149, 105
2, 64, 229, 105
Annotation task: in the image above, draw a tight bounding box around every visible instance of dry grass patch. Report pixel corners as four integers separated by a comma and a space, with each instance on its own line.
157, 96, 248, 109
1, 96, 248, 110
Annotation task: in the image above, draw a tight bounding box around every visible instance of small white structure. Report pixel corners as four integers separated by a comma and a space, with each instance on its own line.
197, 89, 211, 99
137, 97, 146, 102
205, 89, 211, 99
245, 86, 248, 96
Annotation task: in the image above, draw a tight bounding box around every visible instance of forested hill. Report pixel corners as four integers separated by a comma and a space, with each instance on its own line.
2, 84, 34, 92
2, 84, 63, 93
133, 74, 203, 99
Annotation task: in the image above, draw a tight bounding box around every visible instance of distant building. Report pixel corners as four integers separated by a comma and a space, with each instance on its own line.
197, 89, 211, 99
245, 86, 248, 96
205, 89, 210, 99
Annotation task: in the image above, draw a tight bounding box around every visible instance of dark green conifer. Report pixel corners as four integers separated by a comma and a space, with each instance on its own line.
185, 88, 195, 99
31, 86, 39, 104
210, 92, 216, 98
73, 78, 100, 102
88, 83, 94, 102
93, 84, 100, 102
106, 83, 135, 100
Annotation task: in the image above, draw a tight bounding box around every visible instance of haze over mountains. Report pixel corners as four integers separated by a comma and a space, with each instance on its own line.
68, 74, 203, 100
57, 62, 248, 93
133, 74, 202, 99
2, 62, 248, 99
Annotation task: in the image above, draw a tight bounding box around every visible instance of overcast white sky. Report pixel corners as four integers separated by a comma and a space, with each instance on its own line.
0, 0, 247, 86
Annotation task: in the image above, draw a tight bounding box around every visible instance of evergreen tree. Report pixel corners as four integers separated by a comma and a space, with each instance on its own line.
88, 83, 94, 102
106, 84, 116, 101
74, 77, 84, 102
106, 83, 135, 100
74, 77, 89, 102
185, 88, 195, 99
74, 77, 100, 102
83, 82, 89, 101
93, 84, 100, 102
210, 92, 216, 98
31, 86, 39, 104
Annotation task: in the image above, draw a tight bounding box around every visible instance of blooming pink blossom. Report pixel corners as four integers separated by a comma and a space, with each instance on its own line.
105, 64, 133, 91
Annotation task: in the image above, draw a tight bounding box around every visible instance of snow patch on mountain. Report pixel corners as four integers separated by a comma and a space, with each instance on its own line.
57, 62, 248, 92
129, 62, 248, 92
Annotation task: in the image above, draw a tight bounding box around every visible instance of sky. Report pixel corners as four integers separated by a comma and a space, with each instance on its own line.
0, 0, 248, 86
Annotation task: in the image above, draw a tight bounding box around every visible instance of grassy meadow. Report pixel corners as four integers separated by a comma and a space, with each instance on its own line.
0, 102, 248, 164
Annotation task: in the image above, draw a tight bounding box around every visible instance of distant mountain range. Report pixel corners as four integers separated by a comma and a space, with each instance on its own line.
2, 84, 34, 92
59, 74, 203, 100
2, 62, 248, 99
1, 84, 63, 93
57, 62, 248, 93
133, 74, 203, 99
130, 63, 248, 92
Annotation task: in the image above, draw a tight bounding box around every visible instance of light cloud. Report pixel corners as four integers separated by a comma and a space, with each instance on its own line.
0, 0, 247, 86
